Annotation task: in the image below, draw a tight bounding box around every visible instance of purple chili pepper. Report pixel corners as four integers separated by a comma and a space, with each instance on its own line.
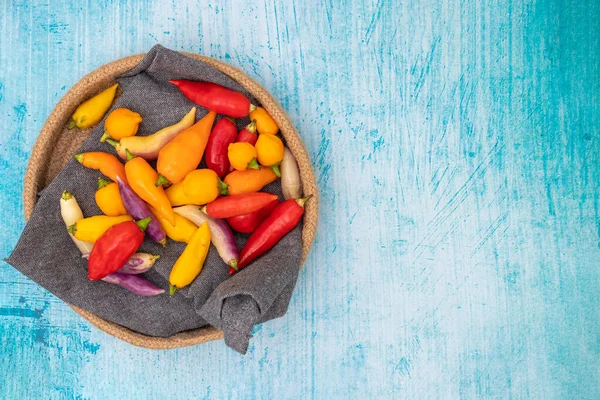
102, 273, 165, 296
119, 253, 160, 274
117, 176, 167, 246
82, 252, 159, 274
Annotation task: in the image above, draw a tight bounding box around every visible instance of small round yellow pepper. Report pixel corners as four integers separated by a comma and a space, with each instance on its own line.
101, 108, 143, 141
228, 142, 260, 171
182, 169, 229, 205
255, 133, 284, 176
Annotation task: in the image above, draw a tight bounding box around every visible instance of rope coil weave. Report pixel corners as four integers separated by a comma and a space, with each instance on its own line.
22, 53, 318, 349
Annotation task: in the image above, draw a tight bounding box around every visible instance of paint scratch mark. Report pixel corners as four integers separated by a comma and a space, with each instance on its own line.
471, 212, 510, 256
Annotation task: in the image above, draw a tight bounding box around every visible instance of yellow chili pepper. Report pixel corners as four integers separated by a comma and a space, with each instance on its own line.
95, 178, 128, 216
148, 205, 197, 243
182, 169, 229, 205
69, 84, 118, 129
165, 181, 194, 207
101, 108, 142, 141
67, 215, 132, 243
255, 133, 284, 176
249, 106, 279, 135
228, 142, 260, 171
169, 222, 211, 294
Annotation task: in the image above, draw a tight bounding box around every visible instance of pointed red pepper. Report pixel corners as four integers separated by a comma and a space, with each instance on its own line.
227, 198, 279, 233
170, 80, 255, 118
205, 117, 238, 177
232, 196, 312, 274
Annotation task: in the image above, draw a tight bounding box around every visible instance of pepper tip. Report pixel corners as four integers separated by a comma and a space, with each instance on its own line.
296, 195, 313, 207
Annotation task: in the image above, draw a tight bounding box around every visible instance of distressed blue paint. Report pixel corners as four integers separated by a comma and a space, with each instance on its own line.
1, 0, 599, 398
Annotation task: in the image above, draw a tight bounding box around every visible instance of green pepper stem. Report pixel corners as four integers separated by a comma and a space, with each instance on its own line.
135, 216, 152, 232
73, 154, 84, 164
67, 120, 76, 130
67, 224, 76, 235
224, 116, 236, 124
100, 132, 112, 143
97, 177, 111, 189
217, 178, 229, 196
200, 205, 208, 214
296, 195, 313, 208
270, 163, 281, 178
246, 120, 257, 134
105, 138, 120, 151
169, 285, 178, 296
152, 254, 161, 261
125, 149, 135, 161
61, 191, 73, 200
228, 259, 239, 272
249, 104, 257, 113
247, 158, 260, 170
155, 175, 170, 187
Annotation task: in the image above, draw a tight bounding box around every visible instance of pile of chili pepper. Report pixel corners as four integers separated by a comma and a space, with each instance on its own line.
62, 78, 310, 297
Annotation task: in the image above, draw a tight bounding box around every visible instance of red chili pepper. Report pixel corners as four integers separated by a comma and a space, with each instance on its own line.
88, 217, 151, 280
205, 117, 238, 177
203, 192, 278, 219
232, 196, 311, 273
227, 198, 279, 233
236, 120, 258, 145
170, 80, 254, 118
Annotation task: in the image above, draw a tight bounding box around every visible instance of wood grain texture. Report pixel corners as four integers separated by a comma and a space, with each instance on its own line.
1, 0, 599, 398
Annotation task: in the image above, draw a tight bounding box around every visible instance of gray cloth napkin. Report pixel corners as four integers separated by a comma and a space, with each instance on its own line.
7, 45, 302, 354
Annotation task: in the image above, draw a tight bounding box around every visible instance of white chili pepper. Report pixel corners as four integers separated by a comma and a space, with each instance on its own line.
280, 148, 302, 199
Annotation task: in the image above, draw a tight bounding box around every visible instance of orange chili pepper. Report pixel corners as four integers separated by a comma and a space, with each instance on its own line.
124, 150, 175, 225
74, 152, 127, 184
223, 166, 278, 195
156, 111, 216, 185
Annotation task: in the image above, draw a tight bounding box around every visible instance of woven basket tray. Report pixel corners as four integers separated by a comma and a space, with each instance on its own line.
22, 53, 318, 349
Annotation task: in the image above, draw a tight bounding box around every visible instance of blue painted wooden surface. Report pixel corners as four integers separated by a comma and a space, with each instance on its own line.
1, 0, 599, 398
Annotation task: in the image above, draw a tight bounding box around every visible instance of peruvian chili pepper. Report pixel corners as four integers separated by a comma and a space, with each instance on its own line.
236, 120, 258, 145
124, 150, 175, 225
227, 198, 279, 233
203, 192, 278, 219
255, 133, 284, 177
170, 80, 255, 118
74, 151, 128, 184
105, 107, 196, 161
87, 217, 151, 280
205, 117, 238, 177
224, 167, 278, 195
69, 84, 118, 129
156, 111, 216, 185
249, 106, 279, 135
233, 196, 311, 273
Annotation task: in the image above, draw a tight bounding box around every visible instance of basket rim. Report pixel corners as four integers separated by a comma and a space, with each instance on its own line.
22, 52, 319, 349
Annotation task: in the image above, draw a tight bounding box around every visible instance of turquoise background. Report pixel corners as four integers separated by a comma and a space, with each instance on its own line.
1, 0, 599, 398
